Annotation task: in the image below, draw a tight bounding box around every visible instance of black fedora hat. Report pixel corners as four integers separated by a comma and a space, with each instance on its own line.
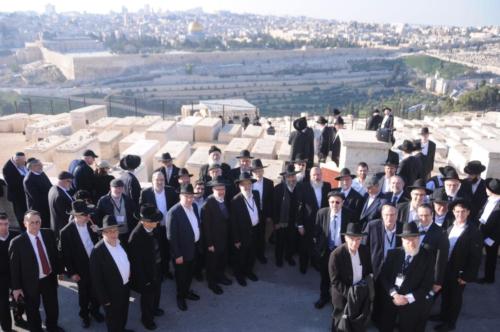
58, 171, 74, 180
439, 165, 456, 177
176, 168, 193, 178
293, 117, 308, 131
110, 178, 125, 187
179, 183, 195, 195
158, 152, 174, 161
139, 204, 163, 222
292, 153, 308, 164
98, 215, 122, 231
397, 140, 414, 153
83, 149, 98, 158
327, 191, 345, 200
335, 168, 356, 180
397, 222, 420, 238
407, 179, 432, 195
463, 160, 486, 175
235, 172, 257, 184
120, 154, 141, 170
236, 149, 254, 159
442, 169, 461, 181
341, 223, 365, 237
207, 175, 229, 187
69, 200, 92, 216
383, 150, 400, 166
251, 159, 268, 170
420, 127, 430, 135
280, 163, 300, 177
412, 140, 422, 151
430, 189, 449, 204
316, 116, 328, 125
333, 108, 341, 116
485, 178, 500, 195
208, 145, 221, 155
448, 198, 472, 212
334, 117, 345, 126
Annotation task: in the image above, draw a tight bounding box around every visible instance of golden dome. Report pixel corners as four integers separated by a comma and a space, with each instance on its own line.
188, 21, 203, 33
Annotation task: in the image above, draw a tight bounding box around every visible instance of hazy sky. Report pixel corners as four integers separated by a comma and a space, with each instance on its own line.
2, 0, 499, 26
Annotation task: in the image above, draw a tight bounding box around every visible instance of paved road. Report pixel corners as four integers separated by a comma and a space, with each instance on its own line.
12, 250, 500, 332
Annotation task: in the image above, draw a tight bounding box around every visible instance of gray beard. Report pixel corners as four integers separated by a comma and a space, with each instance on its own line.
404, 246, 420, 257
311, 181, 323, 189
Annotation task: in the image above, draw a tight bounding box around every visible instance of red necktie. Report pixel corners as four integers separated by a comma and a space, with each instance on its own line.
36, 236, 51, 275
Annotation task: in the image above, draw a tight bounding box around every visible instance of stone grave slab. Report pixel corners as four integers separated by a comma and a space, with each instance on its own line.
89, 117, 118, 133
120, 139, 160, 180
53, 136, 99, 171
469, 139, 500, 179
194, 117, 223, 142
251, 138, 277, 160
176, 116, 203, 142
24, 136, 68, 162
447, 145, 471, 173
98, 130, 123, 160
218, 124, 242, 143
223, 138, 255, 165
339, 130, 390, 173
119, 132, 145, 154
154, 141, 191, 167
242, 125, 264, 139
145, 120, 177, 146
185, 146, 211, 177
113, 116, 141, 135
260, 159, 285, 183
70, 105, 107, 131
135, 116, 163, 132
0, 113, 29, 133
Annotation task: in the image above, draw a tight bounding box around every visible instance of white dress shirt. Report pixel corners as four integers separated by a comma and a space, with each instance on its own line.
182, 205, 200, 242
382, 177, 391, 193
352, 179, 367, 196
480, 197, 500, 224
471, 179, 481, 195
104, 240, 130, 285
312, 184, 322, 208
154, 189, 168, 225
350, 250, 363, 285
448, 222, 467, 258
75, 222, 94, 257
408, 206, 418, 223
27, 232, 52, 279
421, 141, 429, 156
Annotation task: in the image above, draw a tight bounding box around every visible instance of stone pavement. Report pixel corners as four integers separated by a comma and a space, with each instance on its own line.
12, 251, 500, 332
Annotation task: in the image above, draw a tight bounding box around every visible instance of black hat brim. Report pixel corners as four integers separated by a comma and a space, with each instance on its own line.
485, 178, 500, 195
407, 186, 432, 195
341, 232, 366, 237
334, 174, 356, 181
397, 232, 420, 238
463, 165, 486, 175
234, 178, 257, 184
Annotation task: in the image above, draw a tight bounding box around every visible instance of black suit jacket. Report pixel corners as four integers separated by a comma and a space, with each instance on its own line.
314, 207, 355, 255
90, 239, 129, 305
273, 182, 304, 227
48, 185, 73, 235
2, 159, 27, 206
120, 171, 141, 207
59, 222, 98, 280
167, 202, 200, 261
302, 182, 331, 228
479, 200, 500, 243
139, 186, 179, 211
9, 229, 63, 296
386, 192, 409, 205
397, 156, 420, 189
318, 126, 334, 159
423, 141, 436, 176
73, 160, 95, 200
396, 201, 419, 224
413, 152, 426, 182
230, 191, 261, 247
446, 221, 482, 282
0, 230, 19, 284
201, 195, 230, 252
128, 223, 161, 292
419, 222, 449, 286
360, 192, 388, 226
199, 163, 231, 182
342, 188, 366, 220
363, 219, 402, 278
331, 131, 341, 162
469, 179, 488, 219
289, 127, 315, 167
329, 244, 372, 309
23, 171, 52, 227
95, 193, 138, 231
366, 114, 383, 131
381, 115, 394, 129
256, 177, 274, 220
155, 165, 180, 189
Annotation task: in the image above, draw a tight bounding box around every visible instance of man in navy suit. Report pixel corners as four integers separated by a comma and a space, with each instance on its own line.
166, 184, 201, 311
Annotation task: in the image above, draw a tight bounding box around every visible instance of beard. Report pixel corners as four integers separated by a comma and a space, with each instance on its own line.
403, 244, 420, 257
208, 159, 221, 167
311, 180, 323, 189
445, 184, 460, 197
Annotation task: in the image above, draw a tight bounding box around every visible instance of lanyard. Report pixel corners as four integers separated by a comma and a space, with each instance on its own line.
385, 231, 395, 247
111, 196, 123, 212
243, 196, 255, 212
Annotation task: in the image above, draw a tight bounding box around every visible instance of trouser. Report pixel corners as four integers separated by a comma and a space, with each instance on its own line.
0, 280, 11, 332
298, 223, 313, 270
77, 276, 100, 319
255, 218, 267, 260
206, 249, 227, 287
319, 248, 333, 300
12, 199, 27, 231
235, 228, 258, 279
440, 272, 465, 327
24, 274, 59, 332
484, 243, 499, 282
140, 264, 162, 325
156, 225, 171, 276
104, 284, 130, 332
174, 259, 195, 299
275, 225, 299, 264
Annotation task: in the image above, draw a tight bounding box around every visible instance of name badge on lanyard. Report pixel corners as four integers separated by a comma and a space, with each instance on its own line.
395, 273, 404, 288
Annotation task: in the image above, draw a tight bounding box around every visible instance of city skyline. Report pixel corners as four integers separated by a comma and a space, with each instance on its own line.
1, 0, 499, 27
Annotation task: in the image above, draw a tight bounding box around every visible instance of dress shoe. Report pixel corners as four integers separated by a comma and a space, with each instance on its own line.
90, 311, 105, 323
236, 277, 247, 287
14, 316, 29, 329
186, 290, 200, 301
164, 271, 174, 280
142, 320, 157, 330
257, 256, 268, 264
434, 323, 455, 331
287, 258, 296, 266
81, 317, 90, 329
218, 276, 232, 285
246, 272, 258, 281
429, 314, 443, 322
177, 298, 187, 311
154, 308, 165, 317
46, 326, 65, 332
314, 297, 329, 309
124, 329, 135, 332
209, 285, 224, 295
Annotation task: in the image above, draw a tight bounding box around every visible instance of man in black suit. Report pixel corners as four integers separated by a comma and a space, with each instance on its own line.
379, 222, 435, 332
167, 184, 201, 311
397, 179, 431, 224
300, 166, 331, 273
432, 199, 482, 331
23, 159, 52, 228
411, 140, 426, 182
198, 145, 231, 182
431, 190, 454, 229
439, 168, 473, 204
231, 173, 262, 286
463, 160, 488, 219
385, 175, 409, 205
119, 155, 142, 207
380, 107, 394, 131
0, 212, 25, 331
330, 117, 345, 167
316, 116, 333, 163
478, 178, 500, 284
314, 191, 355, 309
48, 171, 74, 237
228, 149, 254, 182
9, 210, 65, 332
329, 223, 372, 331
420, 127, 436, 179
294, 154, 309, 183
202, 176, 232, 294
379, 153, 399, 194
2, 152, 28, 229
366, 109, 383, 131
359, 175, 388, 227
129, 205, 164, 330
273, 164, 304, 267
251, 159, 274, 264
334, 168, 365, 220
95, 179, 138, 246
289, 116, 315, 168
139, 171, 179, 279
59, 201, 102, 329
154, 152, 180, 190
397, 140, 420, 189
73, 149, 98, 202
90, 215, 133, 332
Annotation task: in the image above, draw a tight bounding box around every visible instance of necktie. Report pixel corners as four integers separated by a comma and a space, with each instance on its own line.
219, 201, 228, 219
403, 255, 411, 274
36, 236, 51, 275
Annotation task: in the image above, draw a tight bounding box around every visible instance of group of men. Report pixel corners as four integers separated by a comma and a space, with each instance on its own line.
0, 117, 499, 332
